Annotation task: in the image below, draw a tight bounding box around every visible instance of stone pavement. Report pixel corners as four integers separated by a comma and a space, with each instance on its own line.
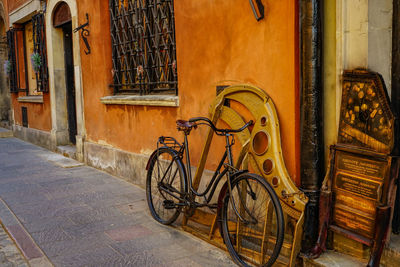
0, 137, 235, 267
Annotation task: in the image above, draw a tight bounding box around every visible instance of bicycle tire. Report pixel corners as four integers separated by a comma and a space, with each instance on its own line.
146, 147, 187, 225
221, 173, 284, 267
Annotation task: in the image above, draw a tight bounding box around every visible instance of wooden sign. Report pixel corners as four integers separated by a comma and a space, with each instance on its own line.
331, 147, 391, 239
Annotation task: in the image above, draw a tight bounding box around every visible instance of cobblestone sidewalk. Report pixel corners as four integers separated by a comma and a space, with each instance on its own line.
0, 222, 29, 267
0, 137, 235, 266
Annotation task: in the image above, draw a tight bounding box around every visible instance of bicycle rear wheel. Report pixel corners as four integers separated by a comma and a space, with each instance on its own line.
221, 173, 284, 267
146, 147, 186, 225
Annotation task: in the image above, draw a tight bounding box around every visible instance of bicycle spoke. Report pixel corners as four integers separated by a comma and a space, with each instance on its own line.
222, 174, 284, 267
233, 181, 259, 224
167, 167, 178, 186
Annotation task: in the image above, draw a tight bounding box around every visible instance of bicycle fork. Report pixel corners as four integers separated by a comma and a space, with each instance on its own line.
224, 134, 258, 225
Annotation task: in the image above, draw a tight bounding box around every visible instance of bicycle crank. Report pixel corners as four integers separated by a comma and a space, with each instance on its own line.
162, 199, 176, 209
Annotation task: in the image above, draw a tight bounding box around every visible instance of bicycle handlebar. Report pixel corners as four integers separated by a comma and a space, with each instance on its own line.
189, 117, 253, 134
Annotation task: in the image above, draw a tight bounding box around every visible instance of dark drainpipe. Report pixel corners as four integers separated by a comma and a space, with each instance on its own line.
300, 0, 324, 252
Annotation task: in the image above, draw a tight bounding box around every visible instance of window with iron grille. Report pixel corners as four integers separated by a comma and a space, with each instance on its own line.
6, 30, 18, 93
6, 15, 48, 94
109, 0, 178, 95
6, 28, 28, 93
32, 13, 48, 93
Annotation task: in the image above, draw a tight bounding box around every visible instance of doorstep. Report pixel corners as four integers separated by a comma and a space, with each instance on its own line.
301, 234, 400, 267
0, 127, 13, 138
302, 251, 367, 267
56, 144, 77, 160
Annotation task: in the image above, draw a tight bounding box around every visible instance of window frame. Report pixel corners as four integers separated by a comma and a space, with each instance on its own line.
108, 0, 178, 96
6, 29, 18, 93
7, 13, 48, 95
7, 27, 29, 94
32, 13, 49, 93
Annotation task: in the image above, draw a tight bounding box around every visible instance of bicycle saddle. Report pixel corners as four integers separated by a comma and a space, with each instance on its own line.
176, 120, 196, 130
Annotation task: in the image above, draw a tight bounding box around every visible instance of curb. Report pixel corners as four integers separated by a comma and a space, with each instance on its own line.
0, 198, 53, 267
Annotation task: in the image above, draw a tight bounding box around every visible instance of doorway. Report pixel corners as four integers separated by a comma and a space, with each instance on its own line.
47, 0, 85, 160
51, 1, 77, 146
62, 22, 77, 144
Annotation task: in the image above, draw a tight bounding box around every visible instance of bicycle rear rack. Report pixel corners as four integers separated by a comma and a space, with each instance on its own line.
157, 136, 183, 152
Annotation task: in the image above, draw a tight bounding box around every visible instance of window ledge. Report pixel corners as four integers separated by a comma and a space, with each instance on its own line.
100, 95, 179, 107
17, 95, 43, 103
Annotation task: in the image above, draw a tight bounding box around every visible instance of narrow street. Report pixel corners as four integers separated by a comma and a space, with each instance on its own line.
0, 136, 235, 267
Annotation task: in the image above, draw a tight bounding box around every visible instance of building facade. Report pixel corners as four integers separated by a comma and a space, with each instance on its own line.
3, 0, 301, 186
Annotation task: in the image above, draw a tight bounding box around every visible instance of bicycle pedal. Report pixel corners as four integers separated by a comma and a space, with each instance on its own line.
163, 200, 176, 209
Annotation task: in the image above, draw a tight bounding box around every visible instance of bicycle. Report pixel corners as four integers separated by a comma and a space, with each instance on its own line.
146, 117, 284, 267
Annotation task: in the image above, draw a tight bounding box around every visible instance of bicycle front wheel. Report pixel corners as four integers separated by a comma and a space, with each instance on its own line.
221, 173, 284, 267
146, 147, 186, 225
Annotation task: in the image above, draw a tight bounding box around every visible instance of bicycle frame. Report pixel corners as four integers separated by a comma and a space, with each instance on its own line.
157, 128, 247, 209
154, 121, 257, 224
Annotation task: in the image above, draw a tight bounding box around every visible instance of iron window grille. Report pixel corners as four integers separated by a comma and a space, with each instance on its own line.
32, 13, 49, 92
6, 30, 18, 93
109, 0, 178, 95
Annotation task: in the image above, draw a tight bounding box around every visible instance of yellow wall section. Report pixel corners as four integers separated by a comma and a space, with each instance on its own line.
24, 21, 41, 95
78, 0, 301, 183
323, 0, 337, 166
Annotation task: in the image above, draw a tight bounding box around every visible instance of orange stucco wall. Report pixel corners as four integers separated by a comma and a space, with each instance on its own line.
12, 92, 51, 131
78, 0, 300, 183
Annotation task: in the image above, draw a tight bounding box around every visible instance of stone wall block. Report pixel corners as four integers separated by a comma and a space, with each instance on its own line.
344, 0, 368, 32
342, 0, 369, 69
13, 126, 52, 150
114, 149, 147, 188
53, 69, 68, 132
368, 0, 393, 94
84, 142, 116, 174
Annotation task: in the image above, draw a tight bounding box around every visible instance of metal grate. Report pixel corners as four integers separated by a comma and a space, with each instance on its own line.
109, 0, 178, 95
32, 13, 49, 92
21, 107, 28, 127
6, 30, 18, 93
